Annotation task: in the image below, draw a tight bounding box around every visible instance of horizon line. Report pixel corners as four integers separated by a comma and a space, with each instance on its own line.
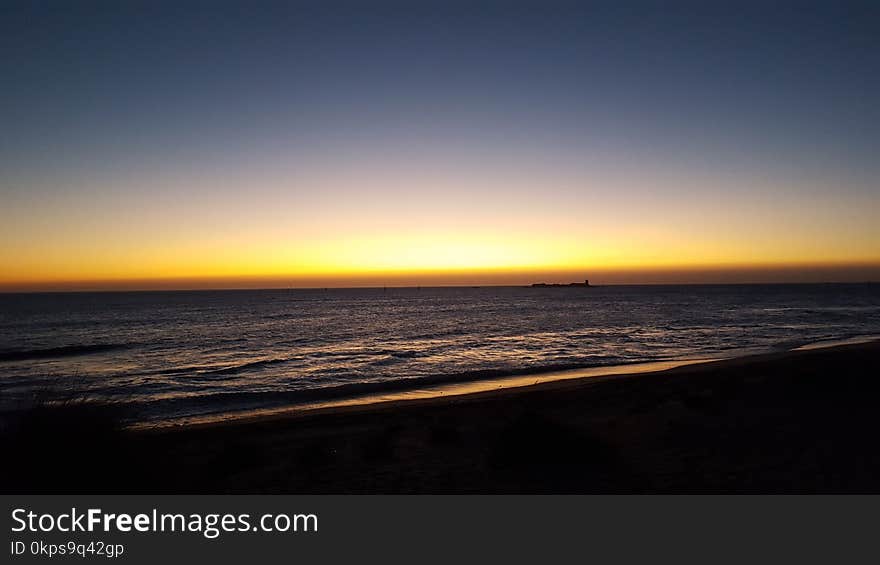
4, 262, 880, 293
2, 280, 879, 295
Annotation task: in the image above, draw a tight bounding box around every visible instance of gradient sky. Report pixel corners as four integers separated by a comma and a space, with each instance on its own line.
2, 1, 879, 289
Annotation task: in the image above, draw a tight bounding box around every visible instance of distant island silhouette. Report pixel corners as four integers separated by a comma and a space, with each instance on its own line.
530, 279, 592, 288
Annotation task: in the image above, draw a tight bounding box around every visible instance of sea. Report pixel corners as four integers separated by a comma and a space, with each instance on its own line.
1, 283, 878, 425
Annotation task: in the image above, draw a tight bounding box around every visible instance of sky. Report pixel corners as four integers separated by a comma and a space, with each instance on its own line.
1, 1, 879, 290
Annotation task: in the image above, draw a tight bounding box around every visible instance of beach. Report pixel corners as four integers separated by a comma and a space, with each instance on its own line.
5, 339, 879, 493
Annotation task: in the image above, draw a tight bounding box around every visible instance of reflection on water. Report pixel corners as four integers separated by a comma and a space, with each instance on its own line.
1, 283, 878, 423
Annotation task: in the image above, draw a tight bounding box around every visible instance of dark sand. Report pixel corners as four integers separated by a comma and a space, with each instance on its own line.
5, 340, 880, 493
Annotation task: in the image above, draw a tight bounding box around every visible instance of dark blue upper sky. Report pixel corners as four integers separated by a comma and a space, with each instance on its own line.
3, 2, 878, 176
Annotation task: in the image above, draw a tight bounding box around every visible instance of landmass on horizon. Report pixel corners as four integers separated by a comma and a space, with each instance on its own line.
530, 279, 593, 287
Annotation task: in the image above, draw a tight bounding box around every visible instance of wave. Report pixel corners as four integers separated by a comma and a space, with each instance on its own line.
193, 357, 295, 378
180, 349, 431, 379
131, 356, 637, 419
0, 343, 130, 362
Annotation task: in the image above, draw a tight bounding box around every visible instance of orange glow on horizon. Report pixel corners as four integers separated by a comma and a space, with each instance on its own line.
5, 214, 880, 287
3, 161, 879, 291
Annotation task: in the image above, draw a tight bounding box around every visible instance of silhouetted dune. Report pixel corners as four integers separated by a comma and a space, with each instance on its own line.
0, 392, 141, 492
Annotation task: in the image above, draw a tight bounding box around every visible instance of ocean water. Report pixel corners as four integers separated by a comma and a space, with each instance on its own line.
1, 284, 878, 424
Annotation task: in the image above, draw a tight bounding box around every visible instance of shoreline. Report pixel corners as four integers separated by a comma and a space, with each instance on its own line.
137, 357, 718, 430
138, 334, 880, 430
146, 338, 877, 436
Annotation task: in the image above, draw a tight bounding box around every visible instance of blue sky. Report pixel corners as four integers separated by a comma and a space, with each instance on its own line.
2, 1, 879, 288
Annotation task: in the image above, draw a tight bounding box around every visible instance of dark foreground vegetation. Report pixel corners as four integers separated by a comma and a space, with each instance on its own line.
3, 341, 880, 493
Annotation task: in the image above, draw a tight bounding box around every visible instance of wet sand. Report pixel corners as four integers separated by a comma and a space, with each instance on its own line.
6, 340, 880, 493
